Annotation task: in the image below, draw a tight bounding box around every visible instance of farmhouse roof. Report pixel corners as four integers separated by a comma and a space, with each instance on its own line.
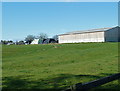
58, 27, 114, 36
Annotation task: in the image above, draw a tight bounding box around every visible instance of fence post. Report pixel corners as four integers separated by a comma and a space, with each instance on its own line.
70, 83, 83, 91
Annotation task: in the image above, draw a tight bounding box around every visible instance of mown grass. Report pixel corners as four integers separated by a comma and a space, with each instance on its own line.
2, 42, 119, 90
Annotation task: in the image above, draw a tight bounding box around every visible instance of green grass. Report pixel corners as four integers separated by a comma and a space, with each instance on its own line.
2, 42, 119, 90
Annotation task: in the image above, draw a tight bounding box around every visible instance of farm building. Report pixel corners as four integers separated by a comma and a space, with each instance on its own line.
58, 26, 120, 43
31, 38, 57, 44
31, 39, 40, 44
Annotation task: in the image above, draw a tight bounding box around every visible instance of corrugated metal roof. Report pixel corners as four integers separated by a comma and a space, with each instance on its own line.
59, 27, 113, 36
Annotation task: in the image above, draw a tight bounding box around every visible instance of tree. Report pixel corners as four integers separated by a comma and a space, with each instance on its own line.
9, 40, 13, 43
53, 35, 58, 42
16, 40, 25, 45
25, 35, 35, 44
37, 33, 48, 40
1, 40, 8, 45
0, 40, 14, 45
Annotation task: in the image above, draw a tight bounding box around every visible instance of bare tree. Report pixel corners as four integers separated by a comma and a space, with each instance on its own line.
37, 33, 48, 40
25, 35, 35, 44
53, 35, 58, 42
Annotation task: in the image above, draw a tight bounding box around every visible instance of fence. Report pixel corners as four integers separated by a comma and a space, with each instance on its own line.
64, 73, 120, 91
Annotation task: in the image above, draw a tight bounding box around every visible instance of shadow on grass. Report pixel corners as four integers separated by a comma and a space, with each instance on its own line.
2, 73, 119, 91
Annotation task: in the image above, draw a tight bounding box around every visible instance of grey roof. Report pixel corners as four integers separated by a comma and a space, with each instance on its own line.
59, 27, 113, 36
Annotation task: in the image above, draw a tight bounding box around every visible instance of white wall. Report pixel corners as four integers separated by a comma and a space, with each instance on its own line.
31, 39, 39, 44
58, 31, 105, 43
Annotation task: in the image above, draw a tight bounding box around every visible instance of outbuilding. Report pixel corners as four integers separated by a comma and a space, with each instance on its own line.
31, 39, 40, 44
58, 26, 120, 43
31, 38, 57, 44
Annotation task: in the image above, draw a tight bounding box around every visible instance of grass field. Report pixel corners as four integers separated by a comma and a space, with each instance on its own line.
2, 42, 119, 90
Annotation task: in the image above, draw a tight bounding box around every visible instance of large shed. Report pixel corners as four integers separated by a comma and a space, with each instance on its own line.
31, 38, 57, 44
58, 26, 120, 43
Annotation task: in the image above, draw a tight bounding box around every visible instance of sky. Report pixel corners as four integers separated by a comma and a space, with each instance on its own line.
2, 2, 118, 41
2, 0, 120, 2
